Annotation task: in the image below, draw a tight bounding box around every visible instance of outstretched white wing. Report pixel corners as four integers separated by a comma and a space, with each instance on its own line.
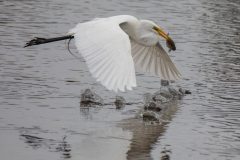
68, 18, 136, 92
131, 39, 181, 80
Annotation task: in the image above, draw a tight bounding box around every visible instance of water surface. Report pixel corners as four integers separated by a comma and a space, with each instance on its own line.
0, 0, 240, 159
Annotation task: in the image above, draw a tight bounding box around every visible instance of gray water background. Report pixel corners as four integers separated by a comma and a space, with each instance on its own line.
0, 0, 240, 159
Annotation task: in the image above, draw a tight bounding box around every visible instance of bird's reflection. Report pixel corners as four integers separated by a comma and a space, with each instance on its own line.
120, 101, 178, 160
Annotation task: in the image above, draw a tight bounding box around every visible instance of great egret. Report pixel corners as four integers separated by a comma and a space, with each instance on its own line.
25, 15, 181, 92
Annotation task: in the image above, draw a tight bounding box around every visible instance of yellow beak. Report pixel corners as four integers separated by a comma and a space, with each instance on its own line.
153, 26, 176, 51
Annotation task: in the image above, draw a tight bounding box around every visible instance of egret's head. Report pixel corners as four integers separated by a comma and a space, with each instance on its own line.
141, 20, 176, 51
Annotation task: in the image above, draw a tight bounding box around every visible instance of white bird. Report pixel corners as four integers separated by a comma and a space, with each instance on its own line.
25, 15, 181, 92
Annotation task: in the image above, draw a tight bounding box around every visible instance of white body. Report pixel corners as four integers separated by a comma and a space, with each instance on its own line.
68, 15, 181, 92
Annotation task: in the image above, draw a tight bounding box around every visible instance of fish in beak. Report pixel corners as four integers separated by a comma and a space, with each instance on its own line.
153, 26, 176, 51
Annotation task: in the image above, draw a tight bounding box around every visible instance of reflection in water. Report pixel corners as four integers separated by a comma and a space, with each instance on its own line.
20, 134, 71, 159
120, 102, 178, 160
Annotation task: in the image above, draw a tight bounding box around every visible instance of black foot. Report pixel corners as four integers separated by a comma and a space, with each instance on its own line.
24, 37, 47, 47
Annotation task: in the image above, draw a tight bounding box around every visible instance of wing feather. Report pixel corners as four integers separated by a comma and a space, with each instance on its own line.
155, 52, 160, 76
156, 43, 181, 79
151, 47, 157, 75
147, 47, 155, 73
69, 17, 136, 92
130, 39, 181, 80
141, 47, 151, 69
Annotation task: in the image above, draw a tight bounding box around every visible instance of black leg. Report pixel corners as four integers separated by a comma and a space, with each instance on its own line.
24, 35, 74, 48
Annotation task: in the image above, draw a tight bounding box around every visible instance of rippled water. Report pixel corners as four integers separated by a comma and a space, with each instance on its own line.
0, 0, 240, 159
